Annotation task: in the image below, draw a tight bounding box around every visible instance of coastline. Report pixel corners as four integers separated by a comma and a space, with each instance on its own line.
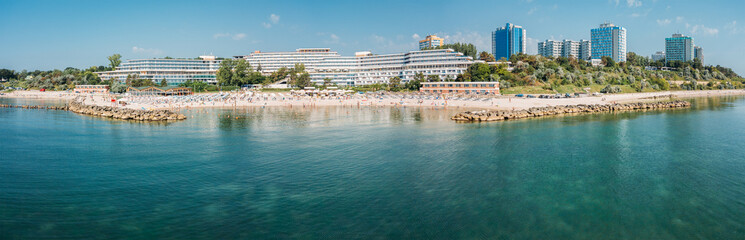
2, 89, 745, 111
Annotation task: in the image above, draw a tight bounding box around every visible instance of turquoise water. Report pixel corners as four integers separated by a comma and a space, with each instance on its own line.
1, 97, 745, 239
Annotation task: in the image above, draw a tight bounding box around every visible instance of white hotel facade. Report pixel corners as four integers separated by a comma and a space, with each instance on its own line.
235, 48, 480, 86
96, 56, 222, 85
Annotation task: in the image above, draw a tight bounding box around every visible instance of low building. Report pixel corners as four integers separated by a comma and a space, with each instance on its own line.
74, 85, 110, 94
126, 86, 192, 96
420, 82, 500, 95
96, 56, 221, 86
234, 48, 478, 86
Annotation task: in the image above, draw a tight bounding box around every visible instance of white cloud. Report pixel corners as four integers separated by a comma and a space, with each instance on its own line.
656, 19, 671, 26
440, 31, 490, 53
233, 33, 246, 40
263, 14, 280, 29
371, 34, 386, 43
527, 7, 537, 15
411, 33, 420, 40
213, 33, 230, 39
689, 24, 719, 36
214, 33, 246, 40
676, 16, 685, 23
270, 14, 280, 24
132, 46, 163, 55
321, 33, 340, 44
725, 21, 739, 34
626, 0, 642, 7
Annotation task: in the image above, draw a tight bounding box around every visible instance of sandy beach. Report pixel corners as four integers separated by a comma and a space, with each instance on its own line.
3, 89, 745, 111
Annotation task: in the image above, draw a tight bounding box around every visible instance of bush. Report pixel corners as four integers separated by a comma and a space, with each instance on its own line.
600, 85, 622, 94
501, 81, 511, 89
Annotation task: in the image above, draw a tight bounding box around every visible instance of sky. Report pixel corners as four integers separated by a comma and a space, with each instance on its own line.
1, 0, 744, 75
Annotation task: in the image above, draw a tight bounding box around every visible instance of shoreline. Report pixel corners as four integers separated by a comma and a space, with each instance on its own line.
2, 89, 744, 111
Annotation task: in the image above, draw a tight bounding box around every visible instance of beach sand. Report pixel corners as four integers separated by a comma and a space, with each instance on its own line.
3, 89, 745, 111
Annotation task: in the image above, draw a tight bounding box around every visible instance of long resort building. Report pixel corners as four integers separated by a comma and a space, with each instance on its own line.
234, 48, 480, 86
97, 49, 479, 87
96, 56, 222, 86
420, 82, 500, 95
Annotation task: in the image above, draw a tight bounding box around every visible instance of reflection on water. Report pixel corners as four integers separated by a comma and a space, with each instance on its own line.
0, 96, 744, 239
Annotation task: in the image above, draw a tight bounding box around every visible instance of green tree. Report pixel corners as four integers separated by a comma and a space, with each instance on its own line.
160, 78, 168, 87
232, 59, 250, 85
216, 59, 235, 87
479, 51, 496, 62
180, 80, 208, 92
295, 72, 311, 88
601, 56, 616, 68
426, 75, 441, 82
427, 43, 478, 58
323, 77, 332, 86
466, 63, 492, 81
388, 76, 401, 90
108, 54, 122, 70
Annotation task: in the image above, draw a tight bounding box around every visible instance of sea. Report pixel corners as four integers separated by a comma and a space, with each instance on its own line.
1, 96, 744, 239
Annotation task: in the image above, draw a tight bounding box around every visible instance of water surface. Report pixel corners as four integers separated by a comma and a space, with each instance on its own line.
1, 96, 744, 239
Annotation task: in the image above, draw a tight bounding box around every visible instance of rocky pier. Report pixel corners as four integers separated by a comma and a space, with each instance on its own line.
67, 100, 186, 121
452, 100, 691, 122
0, 100, 186, 121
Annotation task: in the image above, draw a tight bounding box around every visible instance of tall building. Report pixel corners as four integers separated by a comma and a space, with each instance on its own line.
561, 40, 580, 58
694, 46, 704, 65
538, 39, 590, 60
537, 40, 562, 58
579, 40, 592, 60
651, 51, 666, 62
419, 35, 444, 50
234, 48, 479, 86
591, 22, 627, 62
492, 23, 526, 60
96, 56, 221, 85
665, 33, 694, 63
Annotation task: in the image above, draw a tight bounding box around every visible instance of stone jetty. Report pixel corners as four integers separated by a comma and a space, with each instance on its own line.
0, 100, 186, 121
67, 100, 186, 121
452, 100, 691, 122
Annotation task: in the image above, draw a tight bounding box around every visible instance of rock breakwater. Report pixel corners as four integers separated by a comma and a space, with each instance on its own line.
452, 100, 691, 122
0, 104, 68, 111
67, 100, 186, 121
0, 100, 186, 121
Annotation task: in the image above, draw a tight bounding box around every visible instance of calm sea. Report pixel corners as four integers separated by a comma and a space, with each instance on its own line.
1, 96, 744, 239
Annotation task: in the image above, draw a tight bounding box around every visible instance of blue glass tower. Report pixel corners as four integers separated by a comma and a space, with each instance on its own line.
492, 23, 526, 61
590, 23, 627, 63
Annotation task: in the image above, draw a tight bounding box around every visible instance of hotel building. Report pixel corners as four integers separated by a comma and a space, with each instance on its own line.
591, 23, 627, 62
96, 56, 221, 85
651, 51, 666, 62
419, 35, 444, 50
579, 40, 592, 60
694, 46, 704, 64
234, 48, 479, 86
538, 39, 591, 60
420, 82, 500, 95
492, 23, 527, 60
665, 34, 694, 63
537, 40, 562, 58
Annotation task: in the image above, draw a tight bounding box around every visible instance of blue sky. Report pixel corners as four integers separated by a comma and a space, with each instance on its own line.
1, 0, 743, 75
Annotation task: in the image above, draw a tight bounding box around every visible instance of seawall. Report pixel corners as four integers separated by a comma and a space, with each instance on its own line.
452, 100, 691, 122
0, 100, 186, 121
